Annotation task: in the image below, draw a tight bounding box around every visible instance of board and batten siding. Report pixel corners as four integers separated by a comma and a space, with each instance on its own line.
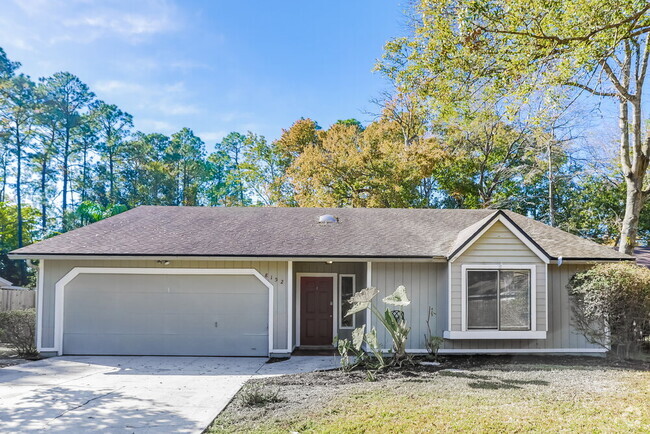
450, 221, 547, 333
370, 223, 601, 352
443, 263, 599, 351
39, 259, 289, 352
371, 262, 447, 350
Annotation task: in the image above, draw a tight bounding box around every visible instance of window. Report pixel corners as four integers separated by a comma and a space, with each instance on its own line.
339, 274, 356, 328
467, 269, 530, 331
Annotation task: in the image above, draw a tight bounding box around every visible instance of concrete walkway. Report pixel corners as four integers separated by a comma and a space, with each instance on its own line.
0, 355, 339, 433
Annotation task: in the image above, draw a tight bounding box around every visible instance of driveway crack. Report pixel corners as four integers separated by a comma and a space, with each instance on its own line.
45, 389, 118, 426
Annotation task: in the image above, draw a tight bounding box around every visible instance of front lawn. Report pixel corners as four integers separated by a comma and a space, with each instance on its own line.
208, 356, 650, 433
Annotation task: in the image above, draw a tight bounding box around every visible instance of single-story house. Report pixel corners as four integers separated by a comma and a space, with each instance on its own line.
0, 276, 28, 290
9, 206, 633, 358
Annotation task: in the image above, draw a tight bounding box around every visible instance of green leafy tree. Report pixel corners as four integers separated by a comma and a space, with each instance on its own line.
91, 101, 133, 205
379, 0, 650, 253
431, 111, 538, 209
216, 132, 249, 205
0, 74, 36, 259
241, 132, 284, 205
73, 113, 99, 203
38, 73, 94, 228
0, 201, 38, 285
205, 149, 235, 206
168, 128, 207, 206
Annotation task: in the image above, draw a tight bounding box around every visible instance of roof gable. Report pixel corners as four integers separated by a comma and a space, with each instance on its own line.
448, 211, 550, 264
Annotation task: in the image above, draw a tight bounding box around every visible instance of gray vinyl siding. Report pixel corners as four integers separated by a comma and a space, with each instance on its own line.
370, 256, 600, 351
371, 262, 447, 350
39, 259, 289, 351
443, 264, 598, 351
292, 262, 366, 344
450, 221, 547, 332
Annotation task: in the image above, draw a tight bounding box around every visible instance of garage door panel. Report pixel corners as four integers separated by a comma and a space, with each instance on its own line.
62, 273, 269, 356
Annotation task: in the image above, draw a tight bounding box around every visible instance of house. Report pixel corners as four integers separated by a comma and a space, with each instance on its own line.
0, 276, 28, 290
9, 206, 633, 358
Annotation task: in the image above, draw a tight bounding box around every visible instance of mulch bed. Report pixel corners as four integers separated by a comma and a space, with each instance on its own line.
259, 354, 649, 388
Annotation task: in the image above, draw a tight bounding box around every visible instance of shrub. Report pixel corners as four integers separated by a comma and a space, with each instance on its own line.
238, 383, 282, 407
567, 263, 650, 359
0, 308, 38, 358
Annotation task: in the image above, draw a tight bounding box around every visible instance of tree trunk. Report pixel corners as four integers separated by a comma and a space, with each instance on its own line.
15, 126, 22, 248
81, 144, 88, 202
618, 98, 650, 254
40, 158, 47, 234
62, 127, 70, 230
15, 123, 25, 282
548, 141, 555, 227
109, 146, 114, 203
620, 177, 646, 254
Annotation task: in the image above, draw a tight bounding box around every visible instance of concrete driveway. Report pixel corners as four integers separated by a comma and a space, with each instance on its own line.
0, 356, 268, 433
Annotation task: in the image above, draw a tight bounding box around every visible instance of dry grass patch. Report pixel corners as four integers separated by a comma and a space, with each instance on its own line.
208, 358, 649, 433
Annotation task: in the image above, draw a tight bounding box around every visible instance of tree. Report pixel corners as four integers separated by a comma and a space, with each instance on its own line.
205, 149, 235, 206
430, 110, 538, 209
0, 74, 37, 259
288, 119, 444, 207
272, 118, 322, 205
29, 110, 58, 235
39, 73, 94, 229
216, 132, 249, 205
241, 133, 284, 205
379, 0, 650, 253
92, 101, 132, 205
73, 113, 99, 203
168, 128, 206, 206
0, 48, 19, 80
0, 201, 38, 285
119, 132, 176, 206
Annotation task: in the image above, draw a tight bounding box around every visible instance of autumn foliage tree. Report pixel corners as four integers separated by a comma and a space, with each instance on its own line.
288, 119, 444, 207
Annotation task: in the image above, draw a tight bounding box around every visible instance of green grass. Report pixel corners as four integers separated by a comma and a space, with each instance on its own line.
208, 365, 650, 433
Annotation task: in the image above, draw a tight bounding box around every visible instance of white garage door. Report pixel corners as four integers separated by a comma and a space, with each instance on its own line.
62, 273, 269, 356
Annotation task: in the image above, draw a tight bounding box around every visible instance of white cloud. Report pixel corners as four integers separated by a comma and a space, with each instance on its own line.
158, 104, 201, 116
137, 119, 175, 133
93, 79, 200, 118
5, 0, 180, 48
94, 80, 145, 94
198, 131, 228, 143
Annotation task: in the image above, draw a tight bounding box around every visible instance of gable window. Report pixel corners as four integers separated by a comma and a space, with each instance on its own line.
467, 269, 530, 331
339, 274, 356, 329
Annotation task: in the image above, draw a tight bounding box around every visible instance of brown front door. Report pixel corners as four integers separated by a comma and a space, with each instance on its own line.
300, 276, 334, 346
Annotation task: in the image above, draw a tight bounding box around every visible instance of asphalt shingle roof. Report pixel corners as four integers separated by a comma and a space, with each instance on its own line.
10, 206, 633, 260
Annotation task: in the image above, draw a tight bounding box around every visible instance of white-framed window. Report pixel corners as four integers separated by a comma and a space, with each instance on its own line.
339, 274, 356, 329
466, 267, 532, 331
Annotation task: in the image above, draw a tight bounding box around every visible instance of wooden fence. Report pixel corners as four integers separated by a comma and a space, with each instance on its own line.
0, 289, 35, 311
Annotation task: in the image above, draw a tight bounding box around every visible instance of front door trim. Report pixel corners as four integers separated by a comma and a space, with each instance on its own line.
296, 273, 337, 347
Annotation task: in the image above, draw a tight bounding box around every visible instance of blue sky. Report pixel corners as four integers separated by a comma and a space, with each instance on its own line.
0, 0, 406, 148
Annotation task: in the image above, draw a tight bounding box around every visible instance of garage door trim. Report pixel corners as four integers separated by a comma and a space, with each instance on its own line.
53, 267, 274, 356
